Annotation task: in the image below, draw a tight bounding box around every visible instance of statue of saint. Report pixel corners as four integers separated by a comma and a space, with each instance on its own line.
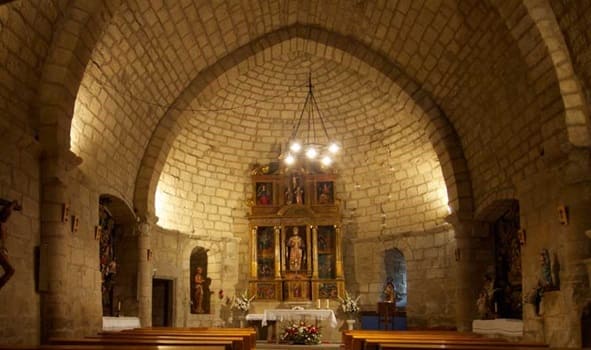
383, 278, 396, 303
286, 227, 305, 271
193, 267, 205, 313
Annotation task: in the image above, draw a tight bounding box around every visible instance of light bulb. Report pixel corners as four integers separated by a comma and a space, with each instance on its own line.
285, 154, 295, 165
305, 147, 317, 159
321, 156, 332, 166
328, 142, 339, 154
290, 141, 302, 153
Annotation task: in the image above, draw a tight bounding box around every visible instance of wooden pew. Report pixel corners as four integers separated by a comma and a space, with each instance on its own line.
342, 330, 547, 350
103, 327, 256, 350
49, 337, 238, 350
368, 339, 548, 350
377, 343, 546, 350
0, 346, 228, 350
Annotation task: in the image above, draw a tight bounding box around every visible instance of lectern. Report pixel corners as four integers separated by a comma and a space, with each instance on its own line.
377, 301, 396, 330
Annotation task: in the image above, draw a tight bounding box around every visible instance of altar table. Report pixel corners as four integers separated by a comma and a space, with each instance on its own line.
261, 309, 337, 328
102, 316, 141, 331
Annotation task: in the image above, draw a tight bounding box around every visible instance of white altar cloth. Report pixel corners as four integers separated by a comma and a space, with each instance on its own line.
472, 318, 523, 337
102, 316, 140, 331
261, 309, 337, 328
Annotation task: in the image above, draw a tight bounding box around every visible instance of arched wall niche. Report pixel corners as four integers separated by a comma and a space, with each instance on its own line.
98, 194, 138, 317
384, 248, 407, 307
190, 246, 211, 314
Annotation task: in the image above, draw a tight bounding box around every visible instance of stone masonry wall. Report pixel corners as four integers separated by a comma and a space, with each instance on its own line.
150, 226, 240, 327
347, 225, 457, 328
0, 134, 40, 344
517, 160, 591, 348
65, 178, 103, 338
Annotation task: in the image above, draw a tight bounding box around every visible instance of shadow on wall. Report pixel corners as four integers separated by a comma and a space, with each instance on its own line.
583, 303, 591, 347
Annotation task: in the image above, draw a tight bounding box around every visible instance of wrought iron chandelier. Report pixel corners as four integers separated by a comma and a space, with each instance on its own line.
283, 74, 340, 167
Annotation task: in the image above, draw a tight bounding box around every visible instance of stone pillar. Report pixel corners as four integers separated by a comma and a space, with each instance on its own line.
40, 150, 81, 341
446, 213, 489, 332
137, 215, 157, 327
553, 148, 591, 347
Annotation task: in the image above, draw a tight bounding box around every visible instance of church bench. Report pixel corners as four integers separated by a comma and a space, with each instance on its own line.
342, 330, 547, 350
365, 339, 548, 350
103, 327, 256, 349
49, 337, 240, 350
376, 343, 547, 350
342, 330, 493, 350
88, 334, 250, 350
0, 346, 229, 350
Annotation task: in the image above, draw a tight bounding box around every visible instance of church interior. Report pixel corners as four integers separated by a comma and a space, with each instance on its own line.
0, 0, 590, 349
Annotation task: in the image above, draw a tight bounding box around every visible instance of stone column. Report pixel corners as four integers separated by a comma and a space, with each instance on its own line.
553, 148, 591, 347
137, 215, 157, 327
40, 150, 81, 341
446, 213, 489, 332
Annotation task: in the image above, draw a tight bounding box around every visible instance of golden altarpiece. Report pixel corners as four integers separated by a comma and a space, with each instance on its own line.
248, 162, 345, 302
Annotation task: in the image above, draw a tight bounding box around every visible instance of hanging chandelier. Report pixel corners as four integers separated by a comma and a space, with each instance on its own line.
283, 74, 340, 167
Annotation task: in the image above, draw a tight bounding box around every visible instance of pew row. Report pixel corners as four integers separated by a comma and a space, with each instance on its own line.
101, 327, 256, 350
0, 346, 228, 350
50, 337, 239, 350
342, 330, 548, 350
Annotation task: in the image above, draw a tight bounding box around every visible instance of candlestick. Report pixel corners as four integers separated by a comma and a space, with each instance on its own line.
317, 299, 321, 309
325, 299, 330, 309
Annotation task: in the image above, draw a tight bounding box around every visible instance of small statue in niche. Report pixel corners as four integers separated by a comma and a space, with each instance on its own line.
286, 227, 305, 272
383, 277, 396, 303
193, 266, 211, 314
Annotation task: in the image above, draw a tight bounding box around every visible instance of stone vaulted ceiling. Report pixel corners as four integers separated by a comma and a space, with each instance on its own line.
54, 0, 580, 235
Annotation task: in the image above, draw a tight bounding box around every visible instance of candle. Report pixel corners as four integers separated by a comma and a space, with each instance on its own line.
325, 299, 330, 309
317, 299, 321, 309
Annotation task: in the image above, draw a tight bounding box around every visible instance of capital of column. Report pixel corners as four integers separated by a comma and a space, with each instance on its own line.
136, 214, 158, 237
40, 149, 83, 183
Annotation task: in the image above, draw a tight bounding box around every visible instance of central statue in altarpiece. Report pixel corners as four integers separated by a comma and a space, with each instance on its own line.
248, 161, 345, 302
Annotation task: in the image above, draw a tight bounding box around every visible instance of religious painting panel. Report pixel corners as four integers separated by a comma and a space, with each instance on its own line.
256, 282, 277, 300
284, 279, 310, 300
318, 254, 334, 279
316, 181, 334, 204
255, 182, 273, 206
256, 226, 275, 279
317, 226, 335, 279
318, 282, 338, 299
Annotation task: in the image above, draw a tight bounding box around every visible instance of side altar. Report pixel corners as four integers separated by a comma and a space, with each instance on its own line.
247, 162, 345, 302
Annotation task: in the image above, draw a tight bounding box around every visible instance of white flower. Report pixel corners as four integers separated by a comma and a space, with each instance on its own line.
338, 290, 360, 314
232, 290, 255, 312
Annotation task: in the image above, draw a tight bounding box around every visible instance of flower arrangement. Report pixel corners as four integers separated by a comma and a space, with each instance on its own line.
281, 321, 321, 345
232, 290, 255, 313
338, 290, 360, 317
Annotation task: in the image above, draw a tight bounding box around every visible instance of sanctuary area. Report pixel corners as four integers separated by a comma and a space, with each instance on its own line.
0, 1, 590, 349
